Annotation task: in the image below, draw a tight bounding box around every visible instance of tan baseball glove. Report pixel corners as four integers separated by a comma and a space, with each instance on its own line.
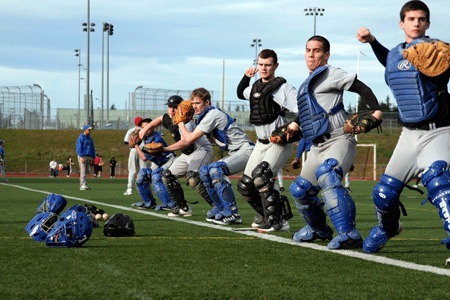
173, 100, 194, 125
128, 128, 141, 148
142, 142, 164, 155
343, 111, 382, 134
402, 41, 450, 77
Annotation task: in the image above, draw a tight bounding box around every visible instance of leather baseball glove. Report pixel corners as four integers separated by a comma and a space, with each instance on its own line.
402, 41, 450, 77
142, 141, 164, 155
173, 100, 194, 125
270, 123, 302, 145
128, 128, 141, 148
343, 111, 382, 134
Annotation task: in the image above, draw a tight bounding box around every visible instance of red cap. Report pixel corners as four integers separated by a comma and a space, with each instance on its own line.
134, 117, 143, 126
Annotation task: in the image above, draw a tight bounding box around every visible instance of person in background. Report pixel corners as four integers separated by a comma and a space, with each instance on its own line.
67, 155, 74, 177
123, 117, 144, 195
76, 124, 96, 190
0, 140, 7, 183
109, 157, 117, 178
49, 159, 58, 177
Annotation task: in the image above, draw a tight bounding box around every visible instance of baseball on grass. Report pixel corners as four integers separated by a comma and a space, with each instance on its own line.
102, 213, 110, 221
95, 213, 102, 220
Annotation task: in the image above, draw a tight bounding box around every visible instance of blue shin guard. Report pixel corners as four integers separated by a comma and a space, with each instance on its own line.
316, 158, 362, 249
363, 173, 404, 253
199, 165, 223, 220
290, 176, 332, 242
422, 160, 450, 249
151, 168, 175, 209
134, 168, 157, 208
209, 162, 239, 218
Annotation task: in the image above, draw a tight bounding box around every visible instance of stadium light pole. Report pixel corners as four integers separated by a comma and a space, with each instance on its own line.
106, 23, 114, 125
74, 49, 82, 129
304, 7, 325, 35
250, 38, 262, 82
82, 0, 95, 127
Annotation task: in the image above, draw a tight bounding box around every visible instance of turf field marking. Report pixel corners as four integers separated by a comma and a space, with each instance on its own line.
7, 182, 450, 278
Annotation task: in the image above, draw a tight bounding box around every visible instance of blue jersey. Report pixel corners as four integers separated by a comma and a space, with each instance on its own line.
76, 133, 95, 158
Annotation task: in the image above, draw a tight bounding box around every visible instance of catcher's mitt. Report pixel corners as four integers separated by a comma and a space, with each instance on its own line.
402, 41, 450, 77
270, 123, 302, 145
291, 158, 301, 170
173, 100, 194, 125
343, 111, 382, 134
142, 141, 165, 155
128, 128, 141, 148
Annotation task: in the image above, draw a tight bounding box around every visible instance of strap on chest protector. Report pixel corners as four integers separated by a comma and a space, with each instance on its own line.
297, 66, 343, 142
197, 106, 235, 151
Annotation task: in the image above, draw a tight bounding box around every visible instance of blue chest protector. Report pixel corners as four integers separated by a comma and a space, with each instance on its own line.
142, 132, 172, 167
197, 106, 234, 151
297, 65, 344, 142
385, 39, 439, 123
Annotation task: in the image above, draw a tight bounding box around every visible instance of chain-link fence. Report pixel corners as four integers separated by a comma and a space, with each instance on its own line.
0, 85, 50, 129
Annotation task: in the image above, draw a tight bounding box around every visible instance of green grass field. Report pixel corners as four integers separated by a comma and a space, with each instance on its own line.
1, 177, 450, 299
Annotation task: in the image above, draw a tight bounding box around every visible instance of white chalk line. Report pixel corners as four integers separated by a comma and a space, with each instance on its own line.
5, 182, 450, 277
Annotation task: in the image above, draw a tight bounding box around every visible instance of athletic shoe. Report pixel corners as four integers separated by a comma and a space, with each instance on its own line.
213, 214, 243, 225
155, 205, 172, 211
293, 225, 333, 243
251, 214, 267, 228
258, 219, 290, 233
131, 202, 157, 210
206, 206, 222, 222
328, 228, 363, 250
80, 185, 90, 191
123, 189, 133, 196
279, 187, 285, 192
168, 206, 192, 217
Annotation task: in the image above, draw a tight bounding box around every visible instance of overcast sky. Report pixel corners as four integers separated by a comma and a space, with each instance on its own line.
0, 0, 448, 113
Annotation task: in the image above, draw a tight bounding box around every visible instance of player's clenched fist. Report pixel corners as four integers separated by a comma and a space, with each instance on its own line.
356, 27, 375, 44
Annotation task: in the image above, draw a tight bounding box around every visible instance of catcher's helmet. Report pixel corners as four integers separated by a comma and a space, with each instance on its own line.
103, 213, 135, 237
165, 95, 183, 107
25, 212, 58, 242
36, 193, 67, 214
45, 206, 94, 247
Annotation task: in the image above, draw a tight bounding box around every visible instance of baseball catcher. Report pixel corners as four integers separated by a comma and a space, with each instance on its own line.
173, 100, 194, 125
343, 111, 382, 134
402, 41, 450, 77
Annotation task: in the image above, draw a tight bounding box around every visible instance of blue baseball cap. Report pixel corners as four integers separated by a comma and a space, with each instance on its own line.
81, 125, 93, 131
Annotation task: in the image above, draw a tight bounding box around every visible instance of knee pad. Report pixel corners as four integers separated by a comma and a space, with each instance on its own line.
136, 168, 152, 185
290, 176, 328, 233
199, 165, 211, 186
238, 174, 263, 216
372, 174, 404, 237
422, 161, 450, 241
316, 159, 356, 234
209, 161, 230, 184
252, 161, 274, 191
187, 170, 215, 207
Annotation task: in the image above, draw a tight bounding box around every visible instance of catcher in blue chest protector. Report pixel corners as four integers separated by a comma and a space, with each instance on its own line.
286, 35, 382, 250
357, 0, 450, 254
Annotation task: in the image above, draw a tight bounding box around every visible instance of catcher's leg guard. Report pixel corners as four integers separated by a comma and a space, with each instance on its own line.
162, 169, 189, 212
290, 176, 332, 243
237, 174, 264, 216
316, 158, 362, 249
199, 166, 223, 221
151, 168, 175, 209
208, 162, 239, 218
363, 173, 404, 253
252, 161, 288, 232
422, 160, 450, 249
186, 170, 214, 207
133, 168, 157, 208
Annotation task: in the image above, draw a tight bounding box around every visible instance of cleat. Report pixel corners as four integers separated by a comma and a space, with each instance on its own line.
251, 214, 267, 229
258, 219, 290, 233
155, 205, 172, 211
206, 206, 222, 222
279, 187, 285, 192
293, 225, 333, 243
328, 228, 363, 250
131, 202, 157, 210
123, 189, 133, 196
168, 206, 192, 217
80, 185, 91, 191
363, 224, 402, 253
213, 214, 243, 225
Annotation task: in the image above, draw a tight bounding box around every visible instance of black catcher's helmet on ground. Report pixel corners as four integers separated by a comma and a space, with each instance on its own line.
103, 213, 135, 237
